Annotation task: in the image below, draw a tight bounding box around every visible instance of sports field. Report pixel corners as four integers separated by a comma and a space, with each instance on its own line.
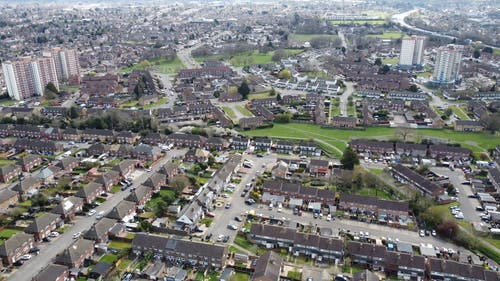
242, 123, 499, 158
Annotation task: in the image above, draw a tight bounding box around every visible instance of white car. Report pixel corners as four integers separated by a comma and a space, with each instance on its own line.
88, 210, 96, 216
326, 214, 332, 221
419, 230, 425, 237
21, 254, 32, 260
72, 232, 82, 239
49, 232, 60, 237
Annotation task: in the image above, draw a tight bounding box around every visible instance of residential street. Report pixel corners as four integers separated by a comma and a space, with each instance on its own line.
9, 149, 185, 281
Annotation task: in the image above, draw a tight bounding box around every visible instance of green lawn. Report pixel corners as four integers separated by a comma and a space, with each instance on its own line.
121, 57, 185, 75
248, 92, 274, 100
99, 254, 118, 264
330, 100, 341, 117
117, 258, 132, 272
369, 168, 384, 175
357, 187, 394, 200
120, 100, 138, 108
382, 57, 399, 65
418, 71, 433, 78
143, 97, 168, 109
222, 106, 238, 121
242, 123, 500, 158
232, 272, 250, 281
302, 71, 333, 79
109, 241, 132, 250
230, 49, 302, 67
367, 32, 405, 39
193, 54, 225, 63
347, 105, 356, 117
0, 159, 15, 167
289, 33, 338, 43
432, 106, 443, 116
449, 105, 470, 120
331, 20, 386, 25
287, 270, 302, 280
235, 105, 254, 117
110, 185, 121, 193
0, 229, 22, 240
0, 99, 18, 106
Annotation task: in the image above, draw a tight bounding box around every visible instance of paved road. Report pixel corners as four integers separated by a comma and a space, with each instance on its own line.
430, 167, 481, 223
9, 149, 186, 281
339, 81, 354, 117
205, 154, 273, 243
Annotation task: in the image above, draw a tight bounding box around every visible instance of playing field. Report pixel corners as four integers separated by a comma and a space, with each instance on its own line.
289, 33, 338, 43
230, 49, 303, 67
242, 123, 499, 158
367, 32, 405, 39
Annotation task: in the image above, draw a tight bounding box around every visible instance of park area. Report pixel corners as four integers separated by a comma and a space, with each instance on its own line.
242, 123, 500, 158
120, 57, 185, 75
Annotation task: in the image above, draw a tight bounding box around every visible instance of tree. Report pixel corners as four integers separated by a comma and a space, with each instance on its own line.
444, 108, 453, 117
238, 80, 250, 100
271, 49, 286, 62
378, 64, 390, 74
340, 147, 359, 170
45, 82, 59, 94
170, 175, 190, 192
473, 49, 481, 59
155, 200, 167, 217
69, 106, 79, 119
276, 93, 282, 102
269, 88, 277, 96
437, 220, 459, 239
374, 58, 382, 66
408, 84, 419, 92
278, 68, 291, 80
395, 127, 413, 142
31, 193, 49, 207
274, 113, 291, 123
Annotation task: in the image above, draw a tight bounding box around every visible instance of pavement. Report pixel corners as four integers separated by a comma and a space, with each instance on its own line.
339, 81, 354, 117
8, 149, 186, 281
429, 167, 482, 223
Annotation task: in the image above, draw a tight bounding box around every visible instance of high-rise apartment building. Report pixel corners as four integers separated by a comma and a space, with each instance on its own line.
43, 48, 81, 85
432, 44, 463, 83
399, 35, 425, 66
2, 56, 59, 101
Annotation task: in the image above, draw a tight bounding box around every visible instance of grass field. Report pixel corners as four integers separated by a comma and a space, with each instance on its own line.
222, 106, 237, 121
0, 159, 15, 167
143, 97, 168, 109
109, 240, 131, 250
331, 20, 386, 25
289, 33, 338, 43
347, 105, 356, 117
330, 99, 341, 116
193, 54, 225, 63
382, 57, 399, 65
121, 57, 185, 75
230, 49, 302, 67
235, 105, 254, 117
248, 92, 274, 100
242, 123, 500, 158
432, 106, 443, 116
0, 99, 17, 106
0, 229, 22, 240
449, 105, 470, 120
367, 32, 405, 39
302, 71, 332, 79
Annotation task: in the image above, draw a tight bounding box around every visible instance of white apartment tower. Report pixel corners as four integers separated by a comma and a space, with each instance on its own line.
399, 35, 425, 66
43, 48, 81, 85
432, 44, 463, 83
2, 56, 59, 101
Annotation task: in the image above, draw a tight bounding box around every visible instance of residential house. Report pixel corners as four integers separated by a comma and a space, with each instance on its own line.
132, 233, 228, 269
17, 155, 42, 172
0, 189, 19, 211
84, 218, 117, 243
353, 270, 380, 281
0, 233, 35, 266
76, 182, 104, 204
25, 213, 63, 241
89, 261, 113, 280
275, 141, 294, 154
159, 162, 178, 182
350, 140, 394, 155
41, 107, 68, 117
132, 144, 161, 161
62, 128, 80, 142
309, 159, 330, 175
254, 138, 272, 151
205, 137, 229, 151
143, 173, 166, 191
249, 224, 296, 248
428, 145, 472, 160
0, 164, 22, 183
348, 241, 387, 270
32, 263, 68, 281
13, 139, 63, 154
55, 239, 94, 268
13, 176, 42, 196
454, 120, 483, 132
52, 196, 84, 221
184, 148, 210, 163
87, 143, 109, 156
250, 251, 283, 281
239, 117, 267, 130
331, 116, 357, 128
384, 252, 425, 281
299, 141, 320, 156
167, 133, 206, 148
293, 232, 344, 261
231, 137, 249, 150
96, 170, 121, 192
56, 156, 79, 173
142, 133, 164, 145
391, 164, 443, 197
81, 129, 115, 142
125, 185, 153, 207
395, 143, 428, 158
428, 258, 495, 281
106, 200, 136, 222
116, 131, 138, 144
112, 160, 136, 177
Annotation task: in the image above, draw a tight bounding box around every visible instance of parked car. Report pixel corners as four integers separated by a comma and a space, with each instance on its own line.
96, 211, 104, 220
419, 230, 425, 237
225, 203, 232, 209
227, 224, 238, 230
234, 216, 243, 222
88, 209, 96, 216
72, 232, 82, 239
21, 254, 32, 260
